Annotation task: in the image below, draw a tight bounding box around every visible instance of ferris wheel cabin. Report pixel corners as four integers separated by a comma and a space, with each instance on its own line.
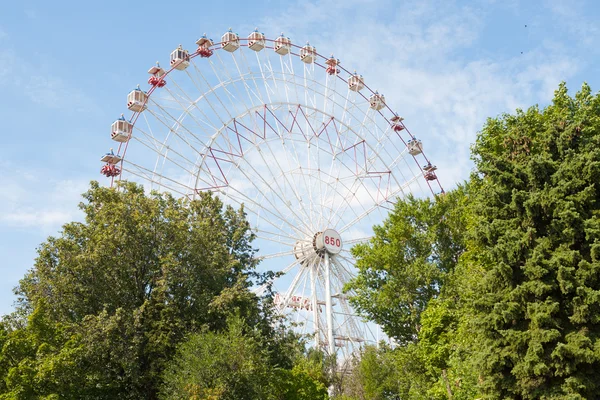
111, 115, 132, 143
325, 56, 340, 75
170, 45, 190, 71
391, 115, 405, 132
348, 73, 365, 91
423, 162, 438, 181
300, 43, 316, 63
221, 28, 240, 52
407, 139, 423, 155
100, 149, 122, 164
274, 33, 291, 55
127, 86, 148, 112
148, 63, 167, 87
248, 29, 266, 51
369, 92, 386, 110
195, 34, 214, 57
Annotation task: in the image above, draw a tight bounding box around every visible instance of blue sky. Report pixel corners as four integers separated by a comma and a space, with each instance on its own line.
0, 0, 599, 316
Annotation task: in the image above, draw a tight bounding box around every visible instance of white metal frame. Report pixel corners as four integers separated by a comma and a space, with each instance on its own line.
105, 33, 442, 358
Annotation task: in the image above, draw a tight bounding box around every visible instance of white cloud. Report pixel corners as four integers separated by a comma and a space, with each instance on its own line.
258, 0, 584, 189
0, 162, 87, 234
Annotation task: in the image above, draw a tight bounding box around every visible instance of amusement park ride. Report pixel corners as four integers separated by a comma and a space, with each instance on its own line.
100, 27, 443, 358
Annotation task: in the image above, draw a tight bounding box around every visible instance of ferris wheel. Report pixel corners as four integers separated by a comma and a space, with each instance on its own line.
100, 28, 443, 358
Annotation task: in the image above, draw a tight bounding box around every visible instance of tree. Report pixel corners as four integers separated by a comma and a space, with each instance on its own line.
160, 316, 328, 400
346, 186, 469, 344
470, 82, 600, 398
3, 181, 263, 399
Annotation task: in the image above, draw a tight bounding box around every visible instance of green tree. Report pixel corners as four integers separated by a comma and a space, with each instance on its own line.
160, 316, 328, 400
346, 186, 469, 344
3, 181, 262, 399
470, 82, 600, 398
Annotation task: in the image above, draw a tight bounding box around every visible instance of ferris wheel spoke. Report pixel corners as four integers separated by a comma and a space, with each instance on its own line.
255, 49, 281, 102
255, 249, 296, 261
337, 172, 422, 234
257, 123, 317, 228
167, 73, 235, 138
129, 136, 198, 178
274, 53, 293, 105
229, 54, 267, 107
122, 163, 192, 195
133, 123, 199, 169
231, 145, 314, 235
343, 236, 372, 246
220, 185, 308, 239
163, 79, 231, 138
253, 227, 304, 243
322, 172, 381, 230
253, 257, 303, 295
144, 98, 210, 153
236, 50, 275, 108
189, 61, 241, 119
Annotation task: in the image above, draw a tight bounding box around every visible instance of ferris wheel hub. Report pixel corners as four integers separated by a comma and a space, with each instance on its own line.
293, 229, 343, 262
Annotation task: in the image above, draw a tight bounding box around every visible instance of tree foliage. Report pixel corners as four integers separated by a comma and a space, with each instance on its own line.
1, 182, 267, 399
347, 186, 469, 344
161, 316, 328, 400
345, 83, 600, 399
470, 82, 600, 398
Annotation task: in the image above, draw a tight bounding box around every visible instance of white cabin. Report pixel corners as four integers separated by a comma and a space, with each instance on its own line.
111, 116, 132, 143
248, 29, 265, 52
274, 33, 291, 55
348, 73, 365, 91
221, 28, 240, 52
100, 151, 122, 164
423, 162, 438, 172
369, 92, 386, 110
300, 43, 316, 63
407, 139, 423, 155
127, 86, 147, 112
170, 45, 190, 71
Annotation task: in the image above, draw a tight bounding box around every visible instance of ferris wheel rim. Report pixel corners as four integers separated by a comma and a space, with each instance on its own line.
104, 29, 444, 356
109, 33, 443, 194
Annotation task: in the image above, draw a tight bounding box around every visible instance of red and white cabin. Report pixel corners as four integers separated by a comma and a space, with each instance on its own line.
111, 115, 132, 143
274, 33, 291, 55
127, 86, 148, 112
170, 45, 190, 71
195, 34, 214, 57
248, 29, 265, 52
325, 56, 340, 75
348, 73, 365, 91
391, 115, 405, 132
300, 43, 316, 63
148, 63, 167, 87
369, 92, 386, 110
423, 163, 438, 180
148, 63, 166, 78
221, 28, 240, 52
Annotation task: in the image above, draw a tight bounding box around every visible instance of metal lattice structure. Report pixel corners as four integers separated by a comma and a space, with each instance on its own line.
101, 28, 443, 358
